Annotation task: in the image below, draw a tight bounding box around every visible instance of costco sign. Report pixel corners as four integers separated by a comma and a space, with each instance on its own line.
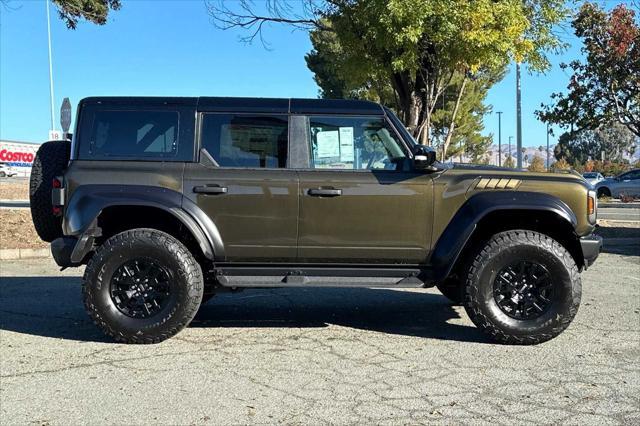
0, 140, 40, 177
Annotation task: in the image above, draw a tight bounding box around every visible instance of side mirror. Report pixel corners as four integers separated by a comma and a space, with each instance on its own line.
412, 144, 437, 171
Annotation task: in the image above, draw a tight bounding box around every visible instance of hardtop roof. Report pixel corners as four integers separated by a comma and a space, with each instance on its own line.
80, 96, 385, 115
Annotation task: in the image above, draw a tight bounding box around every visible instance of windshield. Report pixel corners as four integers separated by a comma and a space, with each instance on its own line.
383, 107, 417, 146
583, 173, 597, 178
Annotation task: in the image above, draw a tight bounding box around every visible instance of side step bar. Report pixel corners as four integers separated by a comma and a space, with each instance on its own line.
213, 266, 433, 288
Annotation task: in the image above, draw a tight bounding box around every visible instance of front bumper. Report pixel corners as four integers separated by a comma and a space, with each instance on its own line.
580, 234, 602, 268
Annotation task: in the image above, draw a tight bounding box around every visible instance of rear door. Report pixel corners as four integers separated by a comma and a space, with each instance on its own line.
183, 113, 299, 262
294, 114, 433, 264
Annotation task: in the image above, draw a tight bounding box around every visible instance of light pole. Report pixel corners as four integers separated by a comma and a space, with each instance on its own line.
546, 122, 550, 171
46, 0, 56, 133
496, 111, 503, 166
516, 63, 523, 169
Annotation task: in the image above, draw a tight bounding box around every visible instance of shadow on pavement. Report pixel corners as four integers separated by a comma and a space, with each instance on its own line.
0, 275, 488, 344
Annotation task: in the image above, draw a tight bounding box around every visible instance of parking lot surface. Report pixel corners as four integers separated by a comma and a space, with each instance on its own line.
1, 250, 639, 425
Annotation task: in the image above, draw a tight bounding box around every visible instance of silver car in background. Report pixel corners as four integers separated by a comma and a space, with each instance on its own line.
595, 169, 640, 198
583, 172, 604, 186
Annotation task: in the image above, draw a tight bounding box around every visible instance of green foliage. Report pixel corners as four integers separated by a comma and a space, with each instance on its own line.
51, 0, 120, 29
537, 2, 639, 136
528, 155, 546, 172
554, 123, 638, 163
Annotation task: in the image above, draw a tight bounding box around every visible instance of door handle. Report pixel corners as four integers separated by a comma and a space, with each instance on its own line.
308, 188, 342, 197
193, 185, 228, 195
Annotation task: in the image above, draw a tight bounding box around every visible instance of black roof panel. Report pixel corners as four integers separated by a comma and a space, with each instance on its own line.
290, 98, 383, 115
80, 96, 384, 115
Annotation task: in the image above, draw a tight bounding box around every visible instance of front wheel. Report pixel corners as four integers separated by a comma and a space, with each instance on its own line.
464, 230, 581, 345
83, 229, 203, 344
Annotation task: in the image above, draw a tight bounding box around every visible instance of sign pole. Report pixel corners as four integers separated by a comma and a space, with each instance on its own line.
46, 0, 56, 133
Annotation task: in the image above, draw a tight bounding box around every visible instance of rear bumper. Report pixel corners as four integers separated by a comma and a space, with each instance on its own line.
51, 234, 94, 268
580, 234, 602, 268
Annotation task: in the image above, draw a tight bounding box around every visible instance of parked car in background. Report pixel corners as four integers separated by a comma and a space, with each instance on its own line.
595, 169, 640, 198
0, 162, 17, 177
582, 172, 604, 186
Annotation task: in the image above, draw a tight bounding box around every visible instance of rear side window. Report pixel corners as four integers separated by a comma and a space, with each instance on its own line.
201, 114, 288, 168
77, 106, 194, 161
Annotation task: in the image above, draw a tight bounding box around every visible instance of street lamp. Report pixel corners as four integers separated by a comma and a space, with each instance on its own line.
496, 111, 503, 167
546, 123, 551, 171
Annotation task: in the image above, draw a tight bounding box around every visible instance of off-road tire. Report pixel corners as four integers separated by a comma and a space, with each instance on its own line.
436, 277, 464, 305
29, 140, 71, 242
597, 187, 611, 198
83, 229, 203, 344
464, 230, 581, 345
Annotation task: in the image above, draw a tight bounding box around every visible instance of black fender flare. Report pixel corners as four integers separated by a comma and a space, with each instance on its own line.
429, 191, 577, 282
63, 185, 224, 260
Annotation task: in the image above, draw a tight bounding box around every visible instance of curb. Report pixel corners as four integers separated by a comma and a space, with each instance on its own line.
0, 248, 50, 260
603, 238, 640, 246
600, 203, 640, 209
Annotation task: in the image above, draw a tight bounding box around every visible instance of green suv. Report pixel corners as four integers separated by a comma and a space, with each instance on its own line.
30, 97, 601, 344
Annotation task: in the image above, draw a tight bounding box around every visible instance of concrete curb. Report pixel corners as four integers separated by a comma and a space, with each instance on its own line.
0, 248, 50, 260
600, 202, 640, 209
603, 238, 640, 246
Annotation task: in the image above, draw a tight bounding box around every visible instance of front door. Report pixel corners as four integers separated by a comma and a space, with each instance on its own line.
295, 114, 433, 264
183, 113, 298, 262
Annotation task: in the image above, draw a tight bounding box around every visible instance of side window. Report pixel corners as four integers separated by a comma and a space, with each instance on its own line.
307, 116, 407, 170
201, 114, 288, 168
623, 170, 640, 180
81, 110, 179, 159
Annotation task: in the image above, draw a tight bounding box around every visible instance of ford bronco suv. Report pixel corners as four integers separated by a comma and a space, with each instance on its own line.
30, 97, 601, 344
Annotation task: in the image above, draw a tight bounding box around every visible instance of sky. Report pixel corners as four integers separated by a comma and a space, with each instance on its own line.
0, 0, 623, 148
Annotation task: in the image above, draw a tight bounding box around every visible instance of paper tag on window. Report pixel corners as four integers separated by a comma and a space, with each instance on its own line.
316, 131, 340, 158
339, 127, 354, 162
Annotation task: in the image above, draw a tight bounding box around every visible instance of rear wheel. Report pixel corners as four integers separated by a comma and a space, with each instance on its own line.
29, 140, 71, 242
83, 229, 203, 343
464, 230, 581, 345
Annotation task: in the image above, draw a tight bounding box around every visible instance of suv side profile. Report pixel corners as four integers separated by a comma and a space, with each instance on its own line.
30, 97, 601, 344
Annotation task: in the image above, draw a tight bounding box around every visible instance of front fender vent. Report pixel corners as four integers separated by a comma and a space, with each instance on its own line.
475, 178, 521, 190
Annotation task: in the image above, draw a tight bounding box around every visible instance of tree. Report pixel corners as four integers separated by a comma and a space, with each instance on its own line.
537, 2, 639, 136
209, 0, 568, 156
503, 155, 515, 169
554, 122, 638, 163
1, 0, 122, 28
550, 158, 571, 171
528, 155, 546, 172
50, 1, 121, 28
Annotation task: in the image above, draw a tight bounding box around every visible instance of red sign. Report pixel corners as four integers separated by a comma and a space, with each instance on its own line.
0, 149, 35, 163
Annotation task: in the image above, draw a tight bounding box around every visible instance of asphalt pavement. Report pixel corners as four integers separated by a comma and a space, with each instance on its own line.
1, 249, 639, 425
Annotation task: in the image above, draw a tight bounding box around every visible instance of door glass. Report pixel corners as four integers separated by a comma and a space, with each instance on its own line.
308, 116, 407, 170
201, 114, 288, 168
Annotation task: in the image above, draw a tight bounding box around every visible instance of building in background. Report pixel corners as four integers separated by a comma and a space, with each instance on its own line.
0, 140, 40, 177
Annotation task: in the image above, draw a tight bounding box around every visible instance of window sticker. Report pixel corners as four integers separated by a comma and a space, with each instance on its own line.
316, 130, 340, 158
339, 127, 355, 162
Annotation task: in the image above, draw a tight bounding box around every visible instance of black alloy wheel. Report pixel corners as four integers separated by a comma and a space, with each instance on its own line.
493, 261, 554, 320
110, 258, 172, 319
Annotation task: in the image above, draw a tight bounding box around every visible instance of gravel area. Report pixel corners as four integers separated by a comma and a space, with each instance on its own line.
0, 180, 29, 200
0, 210, 47, 249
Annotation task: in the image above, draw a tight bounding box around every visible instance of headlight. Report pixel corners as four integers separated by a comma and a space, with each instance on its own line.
587, 189, 597, 224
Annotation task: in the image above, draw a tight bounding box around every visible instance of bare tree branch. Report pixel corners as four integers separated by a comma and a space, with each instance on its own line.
205, 0, 333, 47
